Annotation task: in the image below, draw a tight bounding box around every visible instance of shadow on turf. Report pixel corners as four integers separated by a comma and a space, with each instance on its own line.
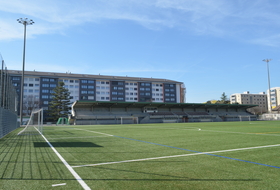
33, 142, 102, 148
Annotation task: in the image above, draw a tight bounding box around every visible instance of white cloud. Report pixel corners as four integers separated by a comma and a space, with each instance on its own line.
250, 34, 280, 47
1, 0, 280, 46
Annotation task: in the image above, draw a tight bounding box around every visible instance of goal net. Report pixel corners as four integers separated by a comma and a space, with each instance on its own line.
117, 117, 138, 124
18, 108, 43, 135
238, 115, 256, 122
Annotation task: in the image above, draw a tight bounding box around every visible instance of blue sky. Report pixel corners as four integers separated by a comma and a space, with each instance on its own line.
0, 0, 280, 103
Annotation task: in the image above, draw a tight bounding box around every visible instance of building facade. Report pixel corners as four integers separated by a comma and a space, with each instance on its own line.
230, 91, 268, 114
267, 87, 280, 112
9, 70, 185, 114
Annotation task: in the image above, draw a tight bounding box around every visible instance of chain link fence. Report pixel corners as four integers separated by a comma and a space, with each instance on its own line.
0, 55, 19, 138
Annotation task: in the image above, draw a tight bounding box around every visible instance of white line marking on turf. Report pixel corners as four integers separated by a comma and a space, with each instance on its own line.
47, 136, 109, 140
52, 183, 66, 187
72, 128, 113, 136
201, 129, 280, 136
37, 130, 91, 190
72, 143, 280, 168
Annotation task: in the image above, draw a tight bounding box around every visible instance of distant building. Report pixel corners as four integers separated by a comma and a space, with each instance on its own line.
8, 70, 185, 115
230, 91, 267, 114
267, 87, 280, 112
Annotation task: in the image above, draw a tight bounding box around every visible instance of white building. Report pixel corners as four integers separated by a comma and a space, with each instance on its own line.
230, 91, 268, 114
9, 70, 185, 115
267, 87, 280, 112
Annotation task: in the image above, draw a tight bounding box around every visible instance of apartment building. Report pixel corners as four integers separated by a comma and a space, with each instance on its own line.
267, 87, 280, 112
9, 70, 185, 113
230, 91, 268, 114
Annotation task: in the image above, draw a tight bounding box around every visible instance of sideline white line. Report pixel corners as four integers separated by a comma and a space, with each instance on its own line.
38, 131, 91, 190
72, 143, 280, 168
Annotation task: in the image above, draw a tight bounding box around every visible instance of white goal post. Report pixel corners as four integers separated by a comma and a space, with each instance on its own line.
239, 115, 252, 122
18, 108, 43, 135
117, 117, 138, 124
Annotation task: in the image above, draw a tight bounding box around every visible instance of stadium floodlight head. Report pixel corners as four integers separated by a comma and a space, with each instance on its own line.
262, 59, 272, 63
17, 18, 34, 126
17, 18, 35, 25
262, 59, 272, 113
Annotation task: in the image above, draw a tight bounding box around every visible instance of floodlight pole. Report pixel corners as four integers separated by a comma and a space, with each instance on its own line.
263, 59, 272, 113
17, 18, 34, 125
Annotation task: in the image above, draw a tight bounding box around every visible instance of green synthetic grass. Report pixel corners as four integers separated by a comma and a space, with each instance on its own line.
0, 121, 280, 190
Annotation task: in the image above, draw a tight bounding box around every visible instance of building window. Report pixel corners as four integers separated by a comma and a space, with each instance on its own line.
42, 78, 49, 82
42, 89, 49, 93
42, 95, 48, 99
88, 96, 94, 100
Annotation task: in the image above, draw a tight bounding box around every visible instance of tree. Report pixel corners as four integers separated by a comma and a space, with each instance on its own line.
23, 95, 40, 116
48, 82, 72, 122
220, 92, 230, 104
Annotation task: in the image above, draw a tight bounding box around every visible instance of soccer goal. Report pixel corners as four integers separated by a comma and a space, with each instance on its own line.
18, 108, 43, 135
117, 117, 138, 124
239, 115, 252, 122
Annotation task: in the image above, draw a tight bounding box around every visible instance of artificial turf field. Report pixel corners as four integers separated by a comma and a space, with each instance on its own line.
0, 121, 280, 190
